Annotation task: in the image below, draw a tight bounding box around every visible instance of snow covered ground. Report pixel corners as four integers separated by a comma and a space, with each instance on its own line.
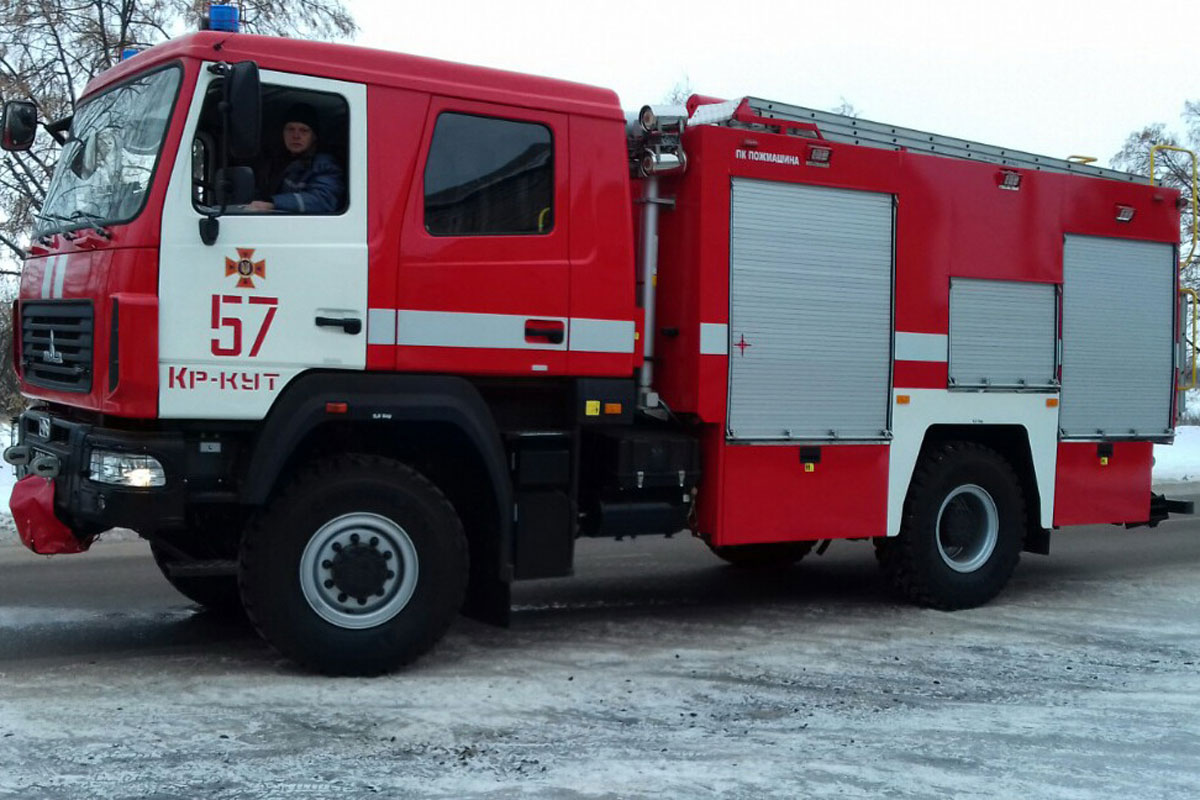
2, 526, 1200, 799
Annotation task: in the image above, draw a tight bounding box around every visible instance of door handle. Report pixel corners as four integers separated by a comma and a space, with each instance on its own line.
315, 316, 362, 335
524, 319, 565, 344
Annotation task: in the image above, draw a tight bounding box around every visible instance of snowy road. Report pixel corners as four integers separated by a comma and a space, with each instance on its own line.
2, 519, 1200, 799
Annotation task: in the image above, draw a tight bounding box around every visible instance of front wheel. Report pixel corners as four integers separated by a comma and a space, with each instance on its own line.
239, 455, 468, 675
876, 441, 1026, 609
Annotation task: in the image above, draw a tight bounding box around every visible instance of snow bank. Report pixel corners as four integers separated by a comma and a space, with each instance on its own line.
1153, 425, 1200, 482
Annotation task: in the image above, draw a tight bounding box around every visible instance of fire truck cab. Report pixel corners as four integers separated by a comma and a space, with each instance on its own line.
1, 24, 1192, 674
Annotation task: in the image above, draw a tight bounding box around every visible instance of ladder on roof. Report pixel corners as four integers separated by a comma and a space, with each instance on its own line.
708, 96, 1144, 184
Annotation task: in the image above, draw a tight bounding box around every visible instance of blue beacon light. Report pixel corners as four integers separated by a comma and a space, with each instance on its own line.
208, 4, 241, 33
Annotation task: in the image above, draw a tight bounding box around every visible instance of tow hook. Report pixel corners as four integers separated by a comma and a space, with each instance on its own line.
29, 455, 61, 479
3, 444, 30, 466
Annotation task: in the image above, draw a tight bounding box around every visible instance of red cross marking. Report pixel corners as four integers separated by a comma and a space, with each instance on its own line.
735, 334, 752, 356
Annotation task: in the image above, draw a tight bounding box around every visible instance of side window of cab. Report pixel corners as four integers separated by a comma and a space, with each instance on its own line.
423, 112, 554, 236
192, 84, 351, 215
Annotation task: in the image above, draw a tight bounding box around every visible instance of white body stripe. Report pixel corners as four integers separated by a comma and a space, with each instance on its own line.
367, 308, 636, 353
569, 318, 636, 353
367, 309, 397, 345
895, 331, 948, 362
397, 309, 567, 351
700, 322, 729, 355
52, 255, 66, 298
40, 255, 56, 298
887, 389, 1059, 536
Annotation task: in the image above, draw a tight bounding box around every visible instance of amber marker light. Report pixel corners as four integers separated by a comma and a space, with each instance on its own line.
896, 395, 911, 405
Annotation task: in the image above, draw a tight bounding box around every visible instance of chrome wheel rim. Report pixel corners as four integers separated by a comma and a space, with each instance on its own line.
299, 512, 419, 629
935, 484, 999, 573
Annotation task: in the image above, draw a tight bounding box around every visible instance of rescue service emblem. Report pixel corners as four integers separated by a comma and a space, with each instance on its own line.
224, 248, 266, 289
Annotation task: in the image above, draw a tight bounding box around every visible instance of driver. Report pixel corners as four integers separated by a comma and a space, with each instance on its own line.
248, 103, 345, 213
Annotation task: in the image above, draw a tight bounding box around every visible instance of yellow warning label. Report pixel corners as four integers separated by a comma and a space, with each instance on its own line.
585, 400, 601, 416
804, 463, 815, 473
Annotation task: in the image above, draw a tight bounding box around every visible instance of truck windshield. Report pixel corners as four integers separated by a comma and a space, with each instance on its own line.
35, 65, 181, 236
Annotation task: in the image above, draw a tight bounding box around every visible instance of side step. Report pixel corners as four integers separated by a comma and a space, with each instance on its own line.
165, 559, 237, 578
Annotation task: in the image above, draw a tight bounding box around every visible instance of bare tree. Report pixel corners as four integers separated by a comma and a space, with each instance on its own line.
0, 0, 356, 265
1111, 108, 1200, 288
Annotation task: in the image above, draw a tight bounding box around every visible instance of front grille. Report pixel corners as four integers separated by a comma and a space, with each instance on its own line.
21, 300, 94, 392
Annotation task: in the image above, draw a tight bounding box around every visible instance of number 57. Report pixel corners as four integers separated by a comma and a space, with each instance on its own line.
211, 294, 278, 358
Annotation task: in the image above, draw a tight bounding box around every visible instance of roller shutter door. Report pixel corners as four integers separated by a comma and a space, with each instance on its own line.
727, 179, 893, 441
949, 278, 1057, 389
1060, 235, 1175, 438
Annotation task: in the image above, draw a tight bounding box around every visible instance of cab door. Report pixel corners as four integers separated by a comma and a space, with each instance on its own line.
157, 67, 367, 419
392, 98, 570, 376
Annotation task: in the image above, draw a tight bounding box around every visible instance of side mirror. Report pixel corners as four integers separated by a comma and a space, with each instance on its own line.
1, 100, 37, 152
224, 61, 260, 159
214, 166, 255, 205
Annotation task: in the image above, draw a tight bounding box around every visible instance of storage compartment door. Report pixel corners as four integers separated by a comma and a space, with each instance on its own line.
949, 278, 1057, 389
1060, 235, 1175, 438
727, 179, 893, 441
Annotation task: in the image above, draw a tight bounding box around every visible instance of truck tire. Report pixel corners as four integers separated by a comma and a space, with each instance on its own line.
239, 455, 468, 675
876, 441, 1025, 609
708, 541, 815, 568
150, 542, 243, 617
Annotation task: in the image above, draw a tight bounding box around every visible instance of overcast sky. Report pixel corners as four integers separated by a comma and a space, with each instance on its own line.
350, 0, 1199, 168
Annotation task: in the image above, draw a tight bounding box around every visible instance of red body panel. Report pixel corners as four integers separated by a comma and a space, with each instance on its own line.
652, 120, 1178, 541
1053, 442, 1153, 526
715, 442, 889, 545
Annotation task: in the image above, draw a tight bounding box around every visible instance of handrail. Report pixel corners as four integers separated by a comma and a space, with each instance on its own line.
1179, 287, 1198, 390
1150, 144, 1197, 272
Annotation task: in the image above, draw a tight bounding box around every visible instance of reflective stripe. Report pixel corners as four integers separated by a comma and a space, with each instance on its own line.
895, 332, 948, 363
397, 309, 565, 351
569, 318, 636, 353
367, 308, 397, 345
699, 322, 728, 355
40, 255, 55, 299
367, 308, 637, 353
52, 255, 66, 298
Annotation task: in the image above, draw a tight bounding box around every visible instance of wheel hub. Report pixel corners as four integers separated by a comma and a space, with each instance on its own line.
329, 542, 394, 600
935, 484, 999, 574
298, 513, 419, 629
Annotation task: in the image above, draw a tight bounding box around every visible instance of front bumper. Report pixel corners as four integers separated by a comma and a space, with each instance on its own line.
5, 409, 188, 552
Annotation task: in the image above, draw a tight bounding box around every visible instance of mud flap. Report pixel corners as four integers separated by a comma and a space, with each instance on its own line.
10, 476, 93, 555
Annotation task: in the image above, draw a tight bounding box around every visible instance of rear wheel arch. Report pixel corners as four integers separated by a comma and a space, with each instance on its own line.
917, 423, 1044, 551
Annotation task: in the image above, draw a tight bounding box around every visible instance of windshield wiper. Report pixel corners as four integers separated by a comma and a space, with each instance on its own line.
66, 209, 110, 233
34, 209, 111, 240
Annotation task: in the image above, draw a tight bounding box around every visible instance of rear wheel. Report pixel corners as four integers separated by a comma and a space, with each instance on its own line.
709, 540, 815, 568
239, 455, 468, 675
876, 441, 1025, 609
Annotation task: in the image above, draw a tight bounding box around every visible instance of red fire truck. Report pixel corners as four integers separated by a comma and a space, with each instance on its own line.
1, 21, 1193, 674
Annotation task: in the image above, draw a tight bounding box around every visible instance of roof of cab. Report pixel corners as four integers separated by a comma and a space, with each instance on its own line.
83, 32, 624, 121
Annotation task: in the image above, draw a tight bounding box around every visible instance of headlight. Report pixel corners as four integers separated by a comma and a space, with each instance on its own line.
88, 450, 166, 487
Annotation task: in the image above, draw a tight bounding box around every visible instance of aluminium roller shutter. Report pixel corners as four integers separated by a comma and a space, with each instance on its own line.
727, 179, 893, 441
1060, 235, 1175, 438
949, 278, 1057, 389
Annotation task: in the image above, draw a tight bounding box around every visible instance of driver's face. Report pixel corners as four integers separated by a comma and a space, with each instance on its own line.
283, 121, 315, 155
